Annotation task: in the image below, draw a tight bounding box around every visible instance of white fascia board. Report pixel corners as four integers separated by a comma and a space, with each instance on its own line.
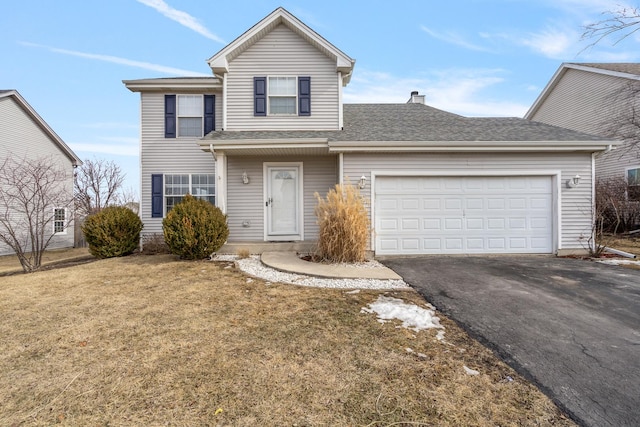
524, 63, 568, 119
122, 78, 221, 92
329, 139, 620, 153
199, 138, 329, 151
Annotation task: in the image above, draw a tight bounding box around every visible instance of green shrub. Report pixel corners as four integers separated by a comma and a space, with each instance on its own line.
314, 183, 370, 263
82, 206, 143, 258
162, 194, 229, 260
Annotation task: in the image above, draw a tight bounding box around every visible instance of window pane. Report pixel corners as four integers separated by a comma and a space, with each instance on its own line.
166, 196, 183, 213
54, 208, 65, 233
269, 77, 296, 95
628, 168, 640, 186
192, 174, 215, 202
165, 174, 189, 197
269, 97, 296, 114
178, 117, 202, 137
178, 95, 202, 116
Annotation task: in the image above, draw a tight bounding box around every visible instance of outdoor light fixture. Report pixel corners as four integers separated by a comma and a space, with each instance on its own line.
242, 171, 249, 184
359, 175, 367, 189
566, 174, 581, 188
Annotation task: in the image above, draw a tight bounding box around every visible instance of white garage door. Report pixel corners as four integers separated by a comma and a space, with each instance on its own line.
375, 176, 554, 255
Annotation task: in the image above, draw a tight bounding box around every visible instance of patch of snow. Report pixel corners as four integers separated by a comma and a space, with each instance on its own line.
464, 365, 480, 376
597, 258, 640, 266
361, 295, 444, 332
213, 255, 410, 290
345, 289, 360, 294
436, 330, 446, 341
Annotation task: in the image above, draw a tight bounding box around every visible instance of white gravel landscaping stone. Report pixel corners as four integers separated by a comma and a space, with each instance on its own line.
213, 254, 410, 290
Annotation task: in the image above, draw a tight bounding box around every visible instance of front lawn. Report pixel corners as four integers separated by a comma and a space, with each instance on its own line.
0, 255, 574, 426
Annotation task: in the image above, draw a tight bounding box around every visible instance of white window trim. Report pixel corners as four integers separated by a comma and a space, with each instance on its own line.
163, 173, 216, 215
624, 165, 640, 200
53, 207, 67, 235
267, 76, 298, 116
177, 94, 204, 138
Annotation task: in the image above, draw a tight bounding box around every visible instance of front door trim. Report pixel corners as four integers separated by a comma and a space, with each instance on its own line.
263, 162, 304, 241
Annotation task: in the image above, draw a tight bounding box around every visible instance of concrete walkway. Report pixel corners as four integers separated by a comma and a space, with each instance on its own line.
261, 251, 402, 280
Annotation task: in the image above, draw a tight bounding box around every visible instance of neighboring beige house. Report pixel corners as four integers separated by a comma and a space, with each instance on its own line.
125, 8, 615, 256
526, 63, 640, 195
0, 90, 82, 256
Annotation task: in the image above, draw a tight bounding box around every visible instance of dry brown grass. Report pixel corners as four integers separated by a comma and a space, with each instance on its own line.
0, 247, 92, 275
604, 234, 640, 256
0, 255, 575, 426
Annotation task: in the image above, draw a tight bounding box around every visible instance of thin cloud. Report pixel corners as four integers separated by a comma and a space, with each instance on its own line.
136, 0, 224, 43
70, 142, 138, 157
520, 26, 576, 58
344, 68, 529, 117
20, 42, 209, 76
420, 26, 493, 52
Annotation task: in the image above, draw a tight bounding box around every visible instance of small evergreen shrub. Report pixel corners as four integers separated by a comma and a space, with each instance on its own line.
82, 206, 143, 258
162, 194, 229, 260
314, 183, 370, 263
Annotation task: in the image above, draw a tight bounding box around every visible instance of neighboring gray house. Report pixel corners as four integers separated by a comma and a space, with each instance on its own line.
125, 8, 614, 256
526, 63, 640, 195
0, 90, 82, 256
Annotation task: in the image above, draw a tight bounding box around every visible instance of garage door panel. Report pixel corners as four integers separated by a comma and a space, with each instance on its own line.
375, 176, 553, 255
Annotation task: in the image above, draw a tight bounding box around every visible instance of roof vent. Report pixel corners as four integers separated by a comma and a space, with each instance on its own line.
407, 91, 425, 104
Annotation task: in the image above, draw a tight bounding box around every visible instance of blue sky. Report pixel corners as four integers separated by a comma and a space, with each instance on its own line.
2, 0, 638, 194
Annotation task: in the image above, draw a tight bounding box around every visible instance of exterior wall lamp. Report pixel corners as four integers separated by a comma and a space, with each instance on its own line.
566, 174, 580, 188
242, 171, 249, 184
358, 175, 367, 189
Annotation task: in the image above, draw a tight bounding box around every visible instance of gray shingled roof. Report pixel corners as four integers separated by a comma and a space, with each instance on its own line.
205, 103, 603, 142
574, 62, 640, 76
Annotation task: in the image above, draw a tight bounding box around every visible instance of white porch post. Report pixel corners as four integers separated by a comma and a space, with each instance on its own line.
216, 152, 227, 214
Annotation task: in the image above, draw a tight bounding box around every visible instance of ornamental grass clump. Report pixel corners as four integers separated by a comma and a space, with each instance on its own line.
162, 194, 229, 260
314, 183, 370, 263
82, 206, 143, 258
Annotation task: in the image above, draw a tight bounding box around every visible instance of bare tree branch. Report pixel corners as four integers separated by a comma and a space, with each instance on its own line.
582, 6, 640, 49
0, 155, 74, 272
74, 157, 126, 216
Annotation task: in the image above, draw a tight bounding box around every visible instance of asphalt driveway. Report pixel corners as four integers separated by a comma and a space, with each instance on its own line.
381, 256, 640, 427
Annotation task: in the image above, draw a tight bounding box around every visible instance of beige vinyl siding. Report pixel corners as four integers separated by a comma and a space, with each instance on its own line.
596, 140, 640, 181
226, 155, 337, 241
529, 68, 622, 137
342, 152, 593, 252
0, 96, 76, 255
225, 24, 339, 130
139, 92, 220, 235
529, 68, 633, 181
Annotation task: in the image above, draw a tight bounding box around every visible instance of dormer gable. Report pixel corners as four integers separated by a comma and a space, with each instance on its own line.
207, 7, 355, 86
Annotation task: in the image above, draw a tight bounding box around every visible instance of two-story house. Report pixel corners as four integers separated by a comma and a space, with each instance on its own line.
526, 63, 640, 197
125, 7, 615, 256
0, 90, 82, 256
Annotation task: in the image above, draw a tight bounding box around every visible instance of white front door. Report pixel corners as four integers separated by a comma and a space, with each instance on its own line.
265, 163, 303, 241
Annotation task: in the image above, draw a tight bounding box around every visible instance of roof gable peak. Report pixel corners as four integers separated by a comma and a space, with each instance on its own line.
207, 7, 354, 84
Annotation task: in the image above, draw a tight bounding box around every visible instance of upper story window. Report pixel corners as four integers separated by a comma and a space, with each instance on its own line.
627, 167, 640, 201
254, 76, 310, 117
177, 95, 203, 137
269, 77, 297, 114
165, 94, 215, 138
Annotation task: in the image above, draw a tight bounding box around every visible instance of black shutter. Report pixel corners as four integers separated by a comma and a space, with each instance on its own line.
254, 77, 266, 116
164, 95, 176, 138
298, 76, 311, 116
151, 174, 163, 218
204, 94, 215, 134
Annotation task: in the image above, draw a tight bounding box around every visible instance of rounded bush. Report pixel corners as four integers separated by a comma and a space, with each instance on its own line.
82, 206, 143, 258
162, 194, 229, 260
